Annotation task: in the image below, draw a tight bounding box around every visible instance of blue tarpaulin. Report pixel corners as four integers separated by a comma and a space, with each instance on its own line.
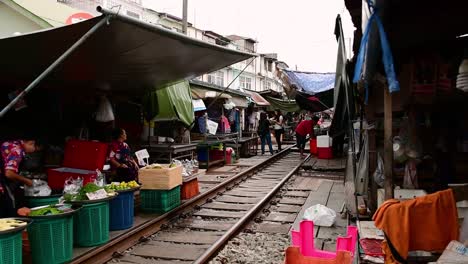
283, 70, 335, 94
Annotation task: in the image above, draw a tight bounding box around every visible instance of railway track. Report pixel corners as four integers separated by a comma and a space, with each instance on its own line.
71, 147, 308, 264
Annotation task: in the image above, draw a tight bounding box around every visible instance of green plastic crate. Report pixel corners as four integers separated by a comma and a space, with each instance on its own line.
141, 186, 181, 213
26, 196, 60, 208
73, 202, 109, 247
0, 231, 22, 264
28, 216, 73, 264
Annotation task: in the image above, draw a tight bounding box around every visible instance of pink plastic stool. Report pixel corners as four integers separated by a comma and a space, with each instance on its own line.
291, 220, 358, 258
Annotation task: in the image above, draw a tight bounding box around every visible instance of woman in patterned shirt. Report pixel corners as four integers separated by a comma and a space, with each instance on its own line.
109, 128, 139, 182
0, 139, 36, 217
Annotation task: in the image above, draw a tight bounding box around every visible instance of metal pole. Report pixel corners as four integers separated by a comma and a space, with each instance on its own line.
182, 0, 188, 34
0, 16, 109, 119
384, 86, 393, 200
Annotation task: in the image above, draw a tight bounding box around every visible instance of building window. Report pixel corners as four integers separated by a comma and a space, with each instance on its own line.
126, 10, 140, 19
208, 71, 224, 86
240, 76, 252, 90
267, 61, 273, 72
264, 81, 272, 90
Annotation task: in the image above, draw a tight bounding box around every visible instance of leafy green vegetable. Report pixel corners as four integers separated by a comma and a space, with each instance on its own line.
78, 183, 102, 200
30, 206, 62, 216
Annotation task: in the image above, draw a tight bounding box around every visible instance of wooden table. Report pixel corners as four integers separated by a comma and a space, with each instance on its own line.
141, 143, 197, 163
194, 140, 228, 170
226, 136, 258, 158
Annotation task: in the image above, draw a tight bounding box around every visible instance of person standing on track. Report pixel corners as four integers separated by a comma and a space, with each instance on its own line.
271, 109, 284, 152
295, 115, 320, 158
258, 112, 274, 155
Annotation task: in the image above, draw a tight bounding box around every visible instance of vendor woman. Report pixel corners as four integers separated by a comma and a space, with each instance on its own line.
109, 128, 139, 182
0, 139, 36, 217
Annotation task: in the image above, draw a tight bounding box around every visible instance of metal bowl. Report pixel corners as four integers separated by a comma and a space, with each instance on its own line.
0, 217, 32, 235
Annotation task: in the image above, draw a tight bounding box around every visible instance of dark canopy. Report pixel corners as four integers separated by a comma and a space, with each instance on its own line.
0, 12, 253, 95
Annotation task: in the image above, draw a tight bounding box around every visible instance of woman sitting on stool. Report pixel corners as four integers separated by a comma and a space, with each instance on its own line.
109, 128, 139, 182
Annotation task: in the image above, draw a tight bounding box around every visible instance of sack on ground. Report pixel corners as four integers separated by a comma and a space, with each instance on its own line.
303, 204, 337, 227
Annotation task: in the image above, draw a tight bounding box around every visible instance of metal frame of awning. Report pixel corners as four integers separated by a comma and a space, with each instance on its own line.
0, 6, 255, 119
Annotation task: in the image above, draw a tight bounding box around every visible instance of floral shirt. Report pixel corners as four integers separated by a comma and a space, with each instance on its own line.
1, 141, 25, 193
109, 141, 131, 169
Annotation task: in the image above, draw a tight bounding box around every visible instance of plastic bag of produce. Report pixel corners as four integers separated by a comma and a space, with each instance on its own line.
95, 170, 105, 187
62, 177, 83, 202
303, 204, 337, 227
24, 179, 51, 196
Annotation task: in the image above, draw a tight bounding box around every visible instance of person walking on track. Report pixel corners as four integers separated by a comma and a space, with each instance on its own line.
258, 112, 274, 155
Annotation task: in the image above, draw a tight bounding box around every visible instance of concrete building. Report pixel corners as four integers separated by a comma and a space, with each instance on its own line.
0, 0, 92, 38
58, 0, 144, 19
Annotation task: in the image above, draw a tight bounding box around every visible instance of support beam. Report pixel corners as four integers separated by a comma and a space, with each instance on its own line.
384, 86, 393, 200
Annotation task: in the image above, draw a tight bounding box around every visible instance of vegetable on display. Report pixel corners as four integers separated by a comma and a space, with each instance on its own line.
0, 219, 27, 231
105, 181, 139, 191
29, 206, 62, 216
64, 183, 116, 202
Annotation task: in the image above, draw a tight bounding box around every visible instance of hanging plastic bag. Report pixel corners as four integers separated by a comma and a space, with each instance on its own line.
303, 204, 337, 227
61, 177, 83, 202
95, 96, 115, 122
95, 170, 105, 187
373, 153, 385, 187
24, 179, 52, 197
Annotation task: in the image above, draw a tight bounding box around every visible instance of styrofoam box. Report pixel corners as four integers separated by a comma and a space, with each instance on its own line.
377, 188, 427, 208
317, 135, 332, 148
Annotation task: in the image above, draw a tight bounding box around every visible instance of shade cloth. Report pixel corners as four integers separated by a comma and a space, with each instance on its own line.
149, 81, 194, 127
230, 96, 249, 108
283, 70, 335, 94
266, 96, 300, 112
0, 14, 253, 95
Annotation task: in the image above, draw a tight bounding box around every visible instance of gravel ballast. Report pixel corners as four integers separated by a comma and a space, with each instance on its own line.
209, 232, 290, 264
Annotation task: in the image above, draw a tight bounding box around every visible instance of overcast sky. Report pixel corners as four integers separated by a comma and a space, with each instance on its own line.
143, 0, 355, 73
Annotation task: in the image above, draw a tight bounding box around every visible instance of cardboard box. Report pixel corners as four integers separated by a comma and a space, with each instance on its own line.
139, 165, 182, 190
436, 240, 468, 263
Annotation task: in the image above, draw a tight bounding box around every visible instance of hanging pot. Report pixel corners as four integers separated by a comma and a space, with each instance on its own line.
393, 136, 408, 164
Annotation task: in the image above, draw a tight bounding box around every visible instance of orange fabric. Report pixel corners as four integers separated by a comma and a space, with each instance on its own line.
373, 189, 459, 263
284, 247, 352, 264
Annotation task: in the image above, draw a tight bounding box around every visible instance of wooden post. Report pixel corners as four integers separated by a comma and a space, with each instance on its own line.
384, 86, 394, 200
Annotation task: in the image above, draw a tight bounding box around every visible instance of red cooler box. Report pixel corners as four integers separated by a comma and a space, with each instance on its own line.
209, 149, 232, 164
310, 139, 317, 155
48, 140, 108, 190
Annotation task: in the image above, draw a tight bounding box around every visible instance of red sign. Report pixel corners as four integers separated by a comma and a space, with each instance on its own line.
66, 12, 94, 25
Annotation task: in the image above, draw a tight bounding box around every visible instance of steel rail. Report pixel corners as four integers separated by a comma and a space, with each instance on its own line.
193, 153, 310, 264
70, 145, 297, 264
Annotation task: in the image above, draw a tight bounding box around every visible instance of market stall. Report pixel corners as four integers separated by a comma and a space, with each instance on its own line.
141, 80, 198, 163
190, 81, 253, 168
339, 0, 468, 262
0, 6, 254, 262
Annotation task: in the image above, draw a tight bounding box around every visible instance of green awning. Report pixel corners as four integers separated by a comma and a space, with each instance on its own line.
145, 80, 195, 127
266, 96, 300, 112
